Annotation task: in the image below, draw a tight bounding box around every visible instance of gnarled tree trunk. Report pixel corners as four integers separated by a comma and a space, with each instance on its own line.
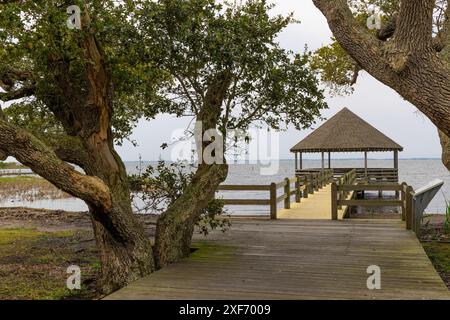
0, 7, 155, 294
313, 0, 450, 170
439, 130, 450, 170
154, 163, 228, 268
83, 137, 154, 293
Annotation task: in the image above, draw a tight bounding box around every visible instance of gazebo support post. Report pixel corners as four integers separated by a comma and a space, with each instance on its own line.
300, 152, 303, 170
321, 152, 324, 170
364, 151, 368, 180
328, 151, 331, 169
394, 150, 399, 198
295, 152, 298, 171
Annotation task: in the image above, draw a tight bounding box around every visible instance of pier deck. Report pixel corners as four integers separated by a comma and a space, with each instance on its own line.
277, 184, 351, 220
106, 219, 449, 300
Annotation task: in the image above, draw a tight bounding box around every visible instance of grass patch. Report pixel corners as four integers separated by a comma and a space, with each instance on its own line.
0, 227, 100, 300
0, 228, 45, 245
0, 162, 27, 170
422, 242, 450, 274
0, 176, 41, 183
189, 241, 236, 261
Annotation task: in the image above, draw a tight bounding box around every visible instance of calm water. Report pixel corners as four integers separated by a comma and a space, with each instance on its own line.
1, 160, 448, 215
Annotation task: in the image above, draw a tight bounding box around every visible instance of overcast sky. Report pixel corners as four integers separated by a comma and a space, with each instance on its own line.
114, 1, 441, 161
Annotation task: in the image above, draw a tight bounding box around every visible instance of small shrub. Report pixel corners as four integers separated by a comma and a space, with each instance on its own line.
129, 160, 230, 235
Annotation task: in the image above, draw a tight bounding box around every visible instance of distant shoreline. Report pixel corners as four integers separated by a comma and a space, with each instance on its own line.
122, 158, 442, 162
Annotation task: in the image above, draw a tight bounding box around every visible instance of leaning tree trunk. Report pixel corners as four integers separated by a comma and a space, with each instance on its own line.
83, 137, 155, 293
154, 163, 228, 268
74, 145, 155, 293
154, 71, 231, 268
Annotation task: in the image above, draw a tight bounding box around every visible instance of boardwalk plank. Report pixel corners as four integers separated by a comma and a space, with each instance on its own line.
106, 219, 449, 300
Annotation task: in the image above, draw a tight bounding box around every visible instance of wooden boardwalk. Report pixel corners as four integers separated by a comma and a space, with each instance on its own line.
106, 219, 449, 300
278, 184, 351, 220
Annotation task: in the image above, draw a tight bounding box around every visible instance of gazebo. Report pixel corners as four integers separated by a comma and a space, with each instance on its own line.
290, 108, 403, 181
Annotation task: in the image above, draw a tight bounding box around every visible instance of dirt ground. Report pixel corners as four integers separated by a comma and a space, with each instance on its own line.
0, 207, 158, 300
0, 207, 448, 299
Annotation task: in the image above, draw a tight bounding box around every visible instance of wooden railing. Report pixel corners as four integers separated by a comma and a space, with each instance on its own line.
332, 181, 417, 232
297, 168, 398, 183
217, 169, 334, 219
330, 169, 357, 220
0, 169, 34, 177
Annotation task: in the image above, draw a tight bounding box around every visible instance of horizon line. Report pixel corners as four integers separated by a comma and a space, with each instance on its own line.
122, 157, 441, 162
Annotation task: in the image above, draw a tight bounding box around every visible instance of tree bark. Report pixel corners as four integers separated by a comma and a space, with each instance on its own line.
439, 130, 450, 170
0, 6, 155, 293
154, 163, 228, 268
313, 0, 450, 170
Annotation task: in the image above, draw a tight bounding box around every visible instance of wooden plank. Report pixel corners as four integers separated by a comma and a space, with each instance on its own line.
218, 185, 270, 191
105, 219, 450, 300
270, 182, 277, 220
338, 199, 403, 206
222, 199, 270, 205
331, 182, 338, 220
338, 184, 402, 191
284, 178, 290, 209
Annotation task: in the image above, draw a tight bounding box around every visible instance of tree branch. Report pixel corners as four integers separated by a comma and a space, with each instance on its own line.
0, 119, 112, 209
313, 0, 450, 138
395, 0, 435, 51
50, 136, 90, 168
377, 14, 397, 41
0, 84, 36, 102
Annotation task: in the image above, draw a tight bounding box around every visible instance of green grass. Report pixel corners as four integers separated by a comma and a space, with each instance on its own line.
0, 227, 100, 300
0, 228, 45, 245
0, 162, 27, 170
422, 242, 450, 274
189, 241, 236, 261
0, 176, 42, 183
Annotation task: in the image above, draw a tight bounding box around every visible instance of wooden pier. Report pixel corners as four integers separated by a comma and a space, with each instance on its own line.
105, 108, 448, 300
106, 218, 450, 300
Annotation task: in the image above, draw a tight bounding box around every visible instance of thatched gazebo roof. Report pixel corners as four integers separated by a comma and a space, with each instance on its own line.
290, 108, 403, 153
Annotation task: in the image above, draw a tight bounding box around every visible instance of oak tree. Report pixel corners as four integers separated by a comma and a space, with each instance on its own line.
312, 0, 450, 169
139, 0, 327, 267
0, 0, 161, 293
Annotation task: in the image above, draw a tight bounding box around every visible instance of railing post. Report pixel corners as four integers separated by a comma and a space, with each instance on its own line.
331, 182, 338, 220
400, 182, 406, 221
270, 182, 277, 220
304, 175, 309, 199
284, 178, 290, 209
405, 185, 413, 230
295, 176, 301, 203
309, 174, 315, 194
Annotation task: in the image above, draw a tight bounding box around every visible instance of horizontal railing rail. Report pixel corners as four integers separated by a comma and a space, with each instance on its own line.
331, 181, 419, 234
217, 169, 334, 219
297, 167, 399, 183
0, 169, 34, 177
